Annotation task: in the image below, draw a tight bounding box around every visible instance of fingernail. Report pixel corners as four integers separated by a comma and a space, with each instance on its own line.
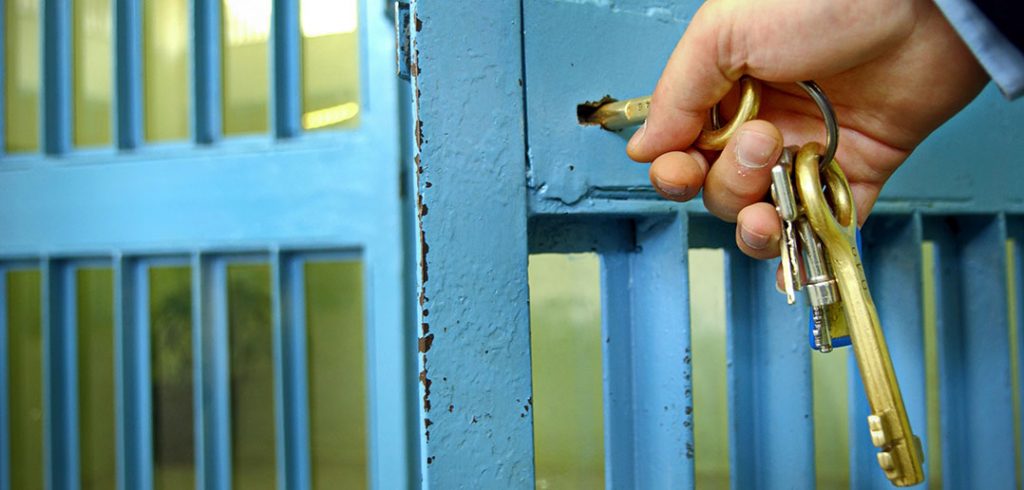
775, 279, 785, 294
735, 130, 779, 169
628, 122, 647, 152
653, 177, 692, 200
739, 226, 770, 250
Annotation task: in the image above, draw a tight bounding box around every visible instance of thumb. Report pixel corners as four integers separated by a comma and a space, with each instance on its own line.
627, 4, 746, 162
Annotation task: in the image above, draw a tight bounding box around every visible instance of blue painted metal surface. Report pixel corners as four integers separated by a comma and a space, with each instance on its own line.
114, 257, 153, 490
724, 251, 815, 489
849, 215, 927, 489
43, 260, 79, 490
0, 268, 8, 490
42, 0, 71, 154
927, 216, 1014, 489
114, 0, 142, 149
193, 255, 231, 490
409, 1, 535, 486
1012, 218, 1024, 486
271, 0, 301, 139
608, 214, 694, 488
1, 2, 413, 489
0, 0, 6, 156
192, 0, 222, 144
271, 251, 312, 490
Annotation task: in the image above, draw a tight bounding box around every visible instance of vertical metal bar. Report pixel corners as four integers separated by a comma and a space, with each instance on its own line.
113, 0, 143, 149
114, 256, 152, 490
410, 0, 534, 486
192, 254, 231, 490
271, 0, 300, 138
271, 251, 311, 490
0, 0, 6, 156
0, 267, 8, 490
42, 260, 78, 490
725, 251, 815, 488
192, 0, 222, 143
928, 215, 1014, 488
631, 213, 694, 488
600, 250, 636, 489
848, 215, 927, 488
1010, 217, 1024, 488
41, 0, 72, 154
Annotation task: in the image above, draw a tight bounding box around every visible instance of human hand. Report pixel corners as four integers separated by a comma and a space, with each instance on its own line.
627, 0, 987, 259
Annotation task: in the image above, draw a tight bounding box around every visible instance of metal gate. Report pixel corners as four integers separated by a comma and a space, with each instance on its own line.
1, 0, 416, 489
410, 1, 1024, 488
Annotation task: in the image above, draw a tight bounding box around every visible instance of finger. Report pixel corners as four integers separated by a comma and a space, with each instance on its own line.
649, 149, 709, 202
703, 120, 783, 221
735, 202, 782, 260
850, 181, 883, 227
626, 3, 740, 162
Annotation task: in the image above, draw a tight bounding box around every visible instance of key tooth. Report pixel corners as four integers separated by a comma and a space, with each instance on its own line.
795, 143, 924, 486
796, 219, 839, 352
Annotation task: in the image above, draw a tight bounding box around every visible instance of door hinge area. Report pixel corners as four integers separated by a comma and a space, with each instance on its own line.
395, 1, 412, 81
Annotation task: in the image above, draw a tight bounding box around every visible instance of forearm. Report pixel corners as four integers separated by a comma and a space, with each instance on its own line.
934, 0, 1024, 98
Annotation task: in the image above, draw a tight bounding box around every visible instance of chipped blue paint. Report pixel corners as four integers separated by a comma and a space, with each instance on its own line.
406, 0, 1024, 488
410, 0, 535, 487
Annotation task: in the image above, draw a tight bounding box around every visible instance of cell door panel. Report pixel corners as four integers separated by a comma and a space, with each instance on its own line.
0, 1, 415, 489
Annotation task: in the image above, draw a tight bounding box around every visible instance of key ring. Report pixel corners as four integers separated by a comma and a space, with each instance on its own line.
697, 77, 761, 150
795, 81, 839, 168
712, 80, 838, 166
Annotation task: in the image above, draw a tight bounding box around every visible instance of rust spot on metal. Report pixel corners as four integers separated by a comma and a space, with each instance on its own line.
420, 369, 432, 412
424, 418, 433, 428
419, 229, 429, 284
426, 456, 434, 465
421, 322, 429, 335
425, 430, 430, 441
685, 406, 693, 415
415, 120, 424, 149
422, 309, 429, 317
448, 404, 454, 413
420, 203, 429, 217
425, 181, 432, 188
523, 405, 530, 412
686, 442, 694, 459
414, 14, 423, 31
418, 333, 435, 353
471, 416, 478, 424
576, 95, 617, 125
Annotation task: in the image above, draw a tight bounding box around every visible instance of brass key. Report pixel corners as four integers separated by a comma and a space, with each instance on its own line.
794, 142, 924, 486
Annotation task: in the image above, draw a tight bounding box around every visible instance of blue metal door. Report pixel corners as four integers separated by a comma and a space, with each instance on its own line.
0, 1, 416, 489
410, 1, 1024, 488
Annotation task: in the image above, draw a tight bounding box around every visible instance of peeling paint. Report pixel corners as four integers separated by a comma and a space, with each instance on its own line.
419, 333, 435, 353
419, 369, 432, 412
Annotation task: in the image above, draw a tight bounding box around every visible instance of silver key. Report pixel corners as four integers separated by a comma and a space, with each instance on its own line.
770, 148, 801, 304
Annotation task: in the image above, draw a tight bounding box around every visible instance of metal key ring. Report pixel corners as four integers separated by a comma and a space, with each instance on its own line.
696, 77, 761, 151
796, 81, 839, 168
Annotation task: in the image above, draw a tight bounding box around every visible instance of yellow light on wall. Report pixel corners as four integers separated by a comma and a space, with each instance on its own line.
300, 0, 357, 37
302, 102, 359, 130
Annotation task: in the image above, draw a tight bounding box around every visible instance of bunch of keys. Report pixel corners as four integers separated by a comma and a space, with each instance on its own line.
771, 81, 925, 486
586, 78, 925, 486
